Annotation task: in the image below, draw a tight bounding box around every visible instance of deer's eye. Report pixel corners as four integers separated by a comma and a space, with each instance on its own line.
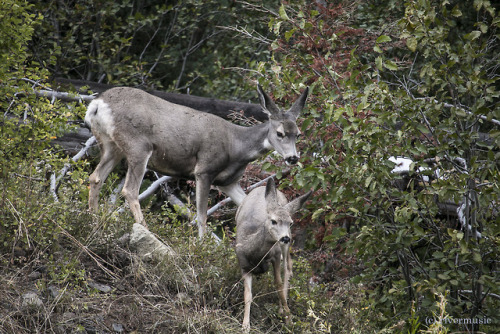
277, 131, 285, 139
271, 219, 278, 225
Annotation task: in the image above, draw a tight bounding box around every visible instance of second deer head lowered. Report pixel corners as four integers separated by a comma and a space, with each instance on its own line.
85, 85, 309, 238
235, 179, 312, 330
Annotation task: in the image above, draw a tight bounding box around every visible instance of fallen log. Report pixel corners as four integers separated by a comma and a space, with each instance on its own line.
53, 78, 267, 121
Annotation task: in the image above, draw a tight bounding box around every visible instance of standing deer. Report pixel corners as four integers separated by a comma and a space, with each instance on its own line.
235, 179, 311, 330
85, 85, 309, 238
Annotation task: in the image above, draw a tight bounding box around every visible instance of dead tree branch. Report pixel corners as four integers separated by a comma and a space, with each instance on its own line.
35, 89, 96, 103
50, 136, 97, 202
415, 97, 500, 127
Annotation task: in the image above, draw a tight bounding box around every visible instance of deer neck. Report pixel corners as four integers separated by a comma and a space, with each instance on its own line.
235, 121, 272, 162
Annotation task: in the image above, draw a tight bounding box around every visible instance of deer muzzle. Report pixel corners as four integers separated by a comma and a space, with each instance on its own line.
280, 236, 291, 244
285, 155, 299, 165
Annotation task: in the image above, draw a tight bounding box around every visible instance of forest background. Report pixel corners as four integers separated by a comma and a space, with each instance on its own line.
0, 0, 499, 333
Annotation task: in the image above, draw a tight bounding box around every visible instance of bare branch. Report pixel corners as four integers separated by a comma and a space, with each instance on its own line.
216, 25, 272, 44
51, 136, 97, 202
459, 290, 500, 301
138, 175, 173, 202
109, 178, 125, 205
415, 97, 500, 127
35, 89, 96, 103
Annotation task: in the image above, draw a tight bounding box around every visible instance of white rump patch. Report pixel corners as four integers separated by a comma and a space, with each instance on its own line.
85, 99, 115, 136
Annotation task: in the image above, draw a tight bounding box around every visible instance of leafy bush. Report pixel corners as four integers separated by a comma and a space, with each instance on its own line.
1, 0, 80, 252
255, 0, 500, 332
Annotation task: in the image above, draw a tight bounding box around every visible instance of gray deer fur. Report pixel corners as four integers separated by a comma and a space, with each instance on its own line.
85, 85, 308, 238
235, 179, 311, 330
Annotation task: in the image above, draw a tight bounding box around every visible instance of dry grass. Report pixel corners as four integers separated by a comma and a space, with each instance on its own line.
0, 212, 305, 334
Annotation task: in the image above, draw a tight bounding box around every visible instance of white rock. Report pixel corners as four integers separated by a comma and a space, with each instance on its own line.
129, 223, 176, 261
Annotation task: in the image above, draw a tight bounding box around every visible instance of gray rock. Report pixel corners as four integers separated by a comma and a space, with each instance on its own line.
88, 281, 112, 293
22, 291, 43, 308
62, 311, 76, 321
128, 223, 197, 291
112, 323, 124, 332
48, 285, 60, 299
129, 223, 176, 261
28, 271, 42, 280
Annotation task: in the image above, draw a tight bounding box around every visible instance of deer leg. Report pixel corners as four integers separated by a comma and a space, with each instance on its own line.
88, 145, 123, 213
283, 247, 292, 312
242, 272, 253, 331
122, 151, 151, 226
194, 173, 211, 238
218, 182, 246, 206
273, 253, 291, 325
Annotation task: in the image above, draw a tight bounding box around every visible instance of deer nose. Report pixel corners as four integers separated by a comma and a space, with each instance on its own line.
285, 156, 299, 165
280, 236, 291, 244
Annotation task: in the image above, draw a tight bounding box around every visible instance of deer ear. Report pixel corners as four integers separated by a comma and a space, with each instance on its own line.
287, 87, 309, 120
257, 84, 281, 117
285, 190, 312, 214
264, 178, 279, 209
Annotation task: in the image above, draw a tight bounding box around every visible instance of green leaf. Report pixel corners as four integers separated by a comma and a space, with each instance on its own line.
312, 208, 325, 220
433, 252, 445, 259
479, 23, 488, 34
333, 108, 345, 122
284, 28, 296, 41
375, 56, 383, 70
279, 4, 289, 20
373, 44, 383, 53
472, 252, 482, 263
376, 35, 392, 43
365, 175, 373, 188
349, 207, 360, 215
451, 7, 462, 17
438, 272, 450, 280
273, 21, 282, 34
384, 59, 398, 71
406, 37, 418, 52
464, 30, 481, 40
454, 108, 467, 117
473, 0, 484, 11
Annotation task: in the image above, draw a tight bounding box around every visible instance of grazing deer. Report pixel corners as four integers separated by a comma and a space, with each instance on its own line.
85, 85, 309, 238
235, 179, 311, 330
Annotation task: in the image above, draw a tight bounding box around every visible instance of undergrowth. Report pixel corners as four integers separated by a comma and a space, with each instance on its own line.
0, 162, 379, 333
